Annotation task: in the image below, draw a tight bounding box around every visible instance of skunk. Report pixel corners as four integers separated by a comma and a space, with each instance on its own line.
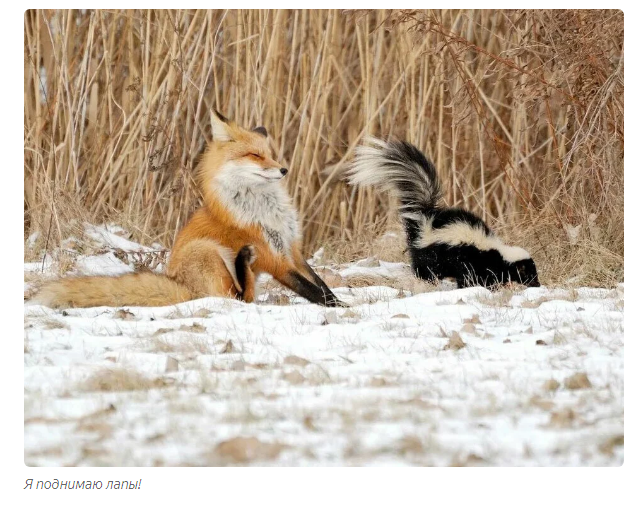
346, 138, 540, 289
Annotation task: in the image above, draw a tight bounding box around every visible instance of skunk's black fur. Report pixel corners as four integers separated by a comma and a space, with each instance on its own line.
347, 138, 540, 289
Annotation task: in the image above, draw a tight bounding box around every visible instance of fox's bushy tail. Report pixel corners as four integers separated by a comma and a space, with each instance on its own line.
346, 137, 442, 221
32, 272, 193, 309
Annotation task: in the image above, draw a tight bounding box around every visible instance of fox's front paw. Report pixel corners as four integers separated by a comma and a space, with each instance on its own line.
238, 245, 257, 265
326, 297, 350, 308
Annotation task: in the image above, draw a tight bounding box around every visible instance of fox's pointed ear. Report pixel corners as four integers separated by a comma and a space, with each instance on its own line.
253, 126, 268, 137
213, 110, 229, 123
211, 110, 232, 142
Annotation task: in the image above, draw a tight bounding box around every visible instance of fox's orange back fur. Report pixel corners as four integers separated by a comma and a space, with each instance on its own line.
32, 112, 344, 309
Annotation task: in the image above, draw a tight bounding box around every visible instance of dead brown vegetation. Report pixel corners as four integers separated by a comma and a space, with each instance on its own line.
24, 9, 623, 287
80, 368, 161, 392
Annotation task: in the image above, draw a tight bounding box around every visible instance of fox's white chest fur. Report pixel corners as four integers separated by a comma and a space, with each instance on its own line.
216, 179, 301, 257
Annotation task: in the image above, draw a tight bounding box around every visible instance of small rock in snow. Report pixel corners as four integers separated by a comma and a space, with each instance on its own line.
564, 372, 592, 390
220, 340, 239, 354
444, 333, 466, 351
283, 355, 310, 367
282, 370, 305, 385
542, 379, 561, 392
113, 309, 136, 320
461, 323, 477, 334
165, 357, 179, 373
214, 436, 287, 463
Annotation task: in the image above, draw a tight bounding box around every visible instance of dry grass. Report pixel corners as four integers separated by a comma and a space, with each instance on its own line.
80, 368, 162, 392
144, 333, 212, 355
319, 223, 408, 265
41, 317, 69, 330
24, 9, 623, 287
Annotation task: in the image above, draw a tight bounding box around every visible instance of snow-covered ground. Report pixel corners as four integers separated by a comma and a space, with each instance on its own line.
24, 226, 624, 466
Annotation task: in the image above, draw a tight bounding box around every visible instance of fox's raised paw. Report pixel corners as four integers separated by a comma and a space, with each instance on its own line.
238, 245, 257, 265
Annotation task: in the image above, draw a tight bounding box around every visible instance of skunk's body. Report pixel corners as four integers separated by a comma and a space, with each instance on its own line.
347, 138, 540, 289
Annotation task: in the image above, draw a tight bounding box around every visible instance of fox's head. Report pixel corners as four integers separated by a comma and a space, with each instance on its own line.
200, 111, 288, 188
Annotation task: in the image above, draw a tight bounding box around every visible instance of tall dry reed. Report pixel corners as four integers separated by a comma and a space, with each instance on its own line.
24, 9, 624, 286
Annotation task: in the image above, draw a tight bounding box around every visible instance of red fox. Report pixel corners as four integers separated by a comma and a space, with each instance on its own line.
33, 111, 345, 308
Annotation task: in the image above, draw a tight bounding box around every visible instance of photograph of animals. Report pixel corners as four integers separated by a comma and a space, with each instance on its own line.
24, 9, 623, 468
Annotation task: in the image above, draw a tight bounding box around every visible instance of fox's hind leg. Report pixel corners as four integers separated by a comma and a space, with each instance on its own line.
234, 245, 257, 303
167, 238, 239, 299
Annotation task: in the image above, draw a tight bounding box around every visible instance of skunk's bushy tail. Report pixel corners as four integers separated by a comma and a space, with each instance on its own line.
346, 137, 442, 220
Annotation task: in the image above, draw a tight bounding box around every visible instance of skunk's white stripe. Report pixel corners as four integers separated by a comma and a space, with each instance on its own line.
416, 218, 530, 263
495, 244, 531, 263
415, 219, 488, 250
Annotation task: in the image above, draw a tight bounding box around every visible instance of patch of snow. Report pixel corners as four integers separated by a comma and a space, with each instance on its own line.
24, 255, 54, 273
23, 232, 624, 466
75, 251, 133, 276
26, 231, 41, 249
83, 223, 157, 252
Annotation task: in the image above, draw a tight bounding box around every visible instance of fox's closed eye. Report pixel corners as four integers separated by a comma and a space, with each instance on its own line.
247, 153, 262, 160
